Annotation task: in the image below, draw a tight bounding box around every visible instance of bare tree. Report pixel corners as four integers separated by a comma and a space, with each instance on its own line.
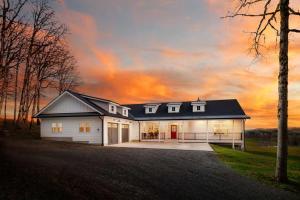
18, 0, 67, 122
223, 0, 299, 183
0, 0, 27, 124
54, 48, 81, 95
0, 0, 80, 129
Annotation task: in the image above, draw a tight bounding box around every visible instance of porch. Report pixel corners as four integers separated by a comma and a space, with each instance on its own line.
109, 141, 213, 151
139, 119, 245, 148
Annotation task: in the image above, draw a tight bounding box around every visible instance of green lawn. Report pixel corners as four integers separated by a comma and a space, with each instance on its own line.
211, 138, 300, 193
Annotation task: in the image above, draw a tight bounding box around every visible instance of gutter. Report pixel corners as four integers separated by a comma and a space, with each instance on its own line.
133, 115, 251, 121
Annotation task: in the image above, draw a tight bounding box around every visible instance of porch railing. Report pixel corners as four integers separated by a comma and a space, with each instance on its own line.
141, 132, 166, 140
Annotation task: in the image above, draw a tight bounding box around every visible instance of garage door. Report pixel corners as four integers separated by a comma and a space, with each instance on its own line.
122, 124, 129, 143
108, 123, 118, 145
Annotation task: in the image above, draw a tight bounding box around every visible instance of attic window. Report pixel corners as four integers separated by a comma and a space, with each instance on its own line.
109, 104, 117, 114
144, 104, 160, 114
167, 103, 181, 113
197, 106, 201, 111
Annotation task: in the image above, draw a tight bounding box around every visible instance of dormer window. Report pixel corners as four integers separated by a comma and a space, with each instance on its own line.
144, 104, 160, 114
191, 98, 206, 112
167, 102, 182, 113
109, 104, 117, 114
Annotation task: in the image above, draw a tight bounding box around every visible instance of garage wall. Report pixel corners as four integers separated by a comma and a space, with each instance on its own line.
40, 117, 102, 144
103, 116, 135, 145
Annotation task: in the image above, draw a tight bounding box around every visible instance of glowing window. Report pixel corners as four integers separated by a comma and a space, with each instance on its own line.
52, 123, 62, 133
79, 122, 91, 133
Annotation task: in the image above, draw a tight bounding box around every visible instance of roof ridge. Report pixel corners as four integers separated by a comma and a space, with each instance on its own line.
122, 99, 238, 106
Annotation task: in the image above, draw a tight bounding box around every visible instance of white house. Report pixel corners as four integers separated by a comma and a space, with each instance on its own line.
35, 90, 250, 148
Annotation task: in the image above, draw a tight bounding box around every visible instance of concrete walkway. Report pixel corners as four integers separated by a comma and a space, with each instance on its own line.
109, 141, 214, 151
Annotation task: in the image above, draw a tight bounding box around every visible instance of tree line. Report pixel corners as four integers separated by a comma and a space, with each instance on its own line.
0, 0, 80, 126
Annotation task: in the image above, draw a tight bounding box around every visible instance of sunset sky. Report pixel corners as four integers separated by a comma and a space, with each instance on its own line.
53, 0, 300, 128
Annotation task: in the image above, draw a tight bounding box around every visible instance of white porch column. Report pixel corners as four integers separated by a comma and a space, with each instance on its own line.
232, 120, 235, 144
182, 121, 185, 142
206, 120, 209, 143
241, 119, 245, 151
158, 121, 161, 142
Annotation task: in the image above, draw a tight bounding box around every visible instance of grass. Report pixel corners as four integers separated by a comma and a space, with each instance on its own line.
211, 138, 300, 193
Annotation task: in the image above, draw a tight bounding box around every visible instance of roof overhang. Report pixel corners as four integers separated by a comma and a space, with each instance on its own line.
35, 112, 100, 118
133, 115, 250, 121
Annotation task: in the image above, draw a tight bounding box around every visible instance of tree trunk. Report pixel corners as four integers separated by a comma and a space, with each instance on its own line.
275, 0, 289, 183
13, 63, 19, 124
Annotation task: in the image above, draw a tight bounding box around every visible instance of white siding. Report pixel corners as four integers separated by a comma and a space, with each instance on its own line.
40, 117, 102, 144
44, 93, 95, 114
103, 116, 135, 145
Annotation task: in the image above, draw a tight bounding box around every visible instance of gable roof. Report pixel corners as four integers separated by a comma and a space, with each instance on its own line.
123, 99, 249, 120
35, 90, 133, 120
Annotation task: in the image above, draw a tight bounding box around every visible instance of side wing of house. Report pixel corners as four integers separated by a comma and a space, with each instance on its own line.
37, 92, 103, 144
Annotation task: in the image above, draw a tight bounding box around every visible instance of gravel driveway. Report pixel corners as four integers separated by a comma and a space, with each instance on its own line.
0, 138, 298, 200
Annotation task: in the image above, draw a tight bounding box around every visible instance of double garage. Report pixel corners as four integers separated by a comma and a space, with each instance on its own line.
107, 123, 129, 145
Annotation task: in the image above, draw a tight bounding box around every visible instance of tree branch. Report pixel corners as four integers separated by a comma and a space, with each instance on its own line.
289, 29, 300, 33
289, 7, 300, 16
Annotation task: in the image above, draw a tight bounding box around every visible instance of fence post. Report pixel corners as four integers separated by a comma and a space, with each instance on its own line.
232, 137, 235, 149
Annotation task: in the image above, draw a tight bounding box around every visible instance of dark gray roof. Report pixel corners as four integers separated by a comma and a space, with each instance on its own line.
123, 99, 249, 120
36, 90, 249, 120
67, 90, 134, 120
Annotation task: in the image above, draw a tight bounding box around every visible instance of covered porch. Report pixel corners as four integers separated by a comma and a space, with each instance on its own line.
139, 119, 245, 148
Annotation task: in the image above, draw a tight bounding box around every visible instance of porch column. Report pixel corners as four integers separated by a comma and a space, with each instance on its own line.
241, 119, 245, 151
232, 120, 235, 149
206, 120, 208, 143
182, 121, 185, 142
158, 121, 161, 142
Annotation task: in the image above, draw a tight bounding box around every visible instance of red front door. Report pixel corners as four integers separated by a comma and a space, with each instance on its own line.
171, 125, 177, 139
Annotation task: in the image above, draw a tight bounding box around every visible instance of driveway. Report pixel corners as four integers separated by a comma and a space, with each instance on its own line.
0, 138, 298, 200
109, 141, 213, 151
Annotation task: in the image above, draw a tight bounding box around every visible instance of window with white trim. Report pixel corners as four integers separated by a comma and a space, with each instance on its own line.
172, 107, 175, 111
52, 123, 62, 133
149, 107, 153, 112
197, 106, 201, 111
79, 122, 91, 133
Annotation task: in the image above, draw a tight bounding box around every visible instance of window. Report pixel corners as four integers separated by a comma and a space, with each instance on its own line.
149, 107, 153, 112
52, 123, 62, 133
79, 122, 91, 133
123, 109, 127, 115
172, 107, 175, 111
111, 105, 115, 112
197, 106, 201, 110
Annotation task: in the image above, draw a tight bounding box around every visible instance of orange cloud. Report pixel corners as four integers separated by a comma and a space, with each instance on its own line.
46, 0, 300, 129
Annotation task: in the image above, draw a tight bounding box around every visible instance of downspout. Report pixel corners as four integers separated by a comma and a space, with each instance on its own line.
99, 116, 104, 146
